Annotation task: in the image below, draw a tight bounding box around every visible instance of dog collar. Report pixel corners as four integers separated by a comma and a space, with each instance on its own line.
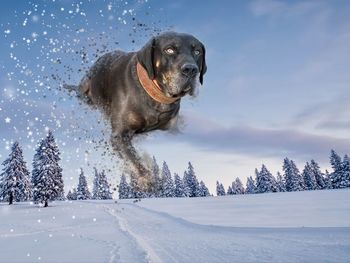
136, 62, 179, 104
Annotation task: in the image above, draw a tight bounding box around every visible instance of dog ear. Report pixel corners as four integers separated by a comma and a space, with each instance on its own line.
137, 37, 156, 79
199, 44, 207, 85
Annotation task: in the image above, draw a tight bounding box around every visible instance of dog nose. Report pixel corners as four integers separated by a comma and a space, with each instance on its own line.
181, 63, 199, 78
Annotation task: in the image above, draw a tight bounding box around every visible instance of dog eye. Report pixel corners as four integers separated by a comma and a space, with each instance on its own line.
165, 48, 175, 55
194, 50, 201, 56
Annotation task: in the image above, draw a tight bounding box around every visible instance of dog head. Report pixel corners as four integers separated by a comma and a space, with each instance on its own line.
137, 31, 207, 98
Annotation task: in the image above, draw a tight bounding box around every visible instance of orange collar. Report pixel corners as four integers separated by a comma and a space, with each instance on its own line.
136, 62, 179, 104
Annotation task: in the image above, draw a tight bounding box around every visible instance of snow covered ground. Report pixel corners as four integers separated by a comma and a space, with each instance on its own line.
1, 189, 349, 263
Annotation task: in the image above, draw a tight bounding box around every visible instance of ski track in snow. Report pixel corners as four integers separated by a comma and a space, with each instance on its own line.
109, 202, 350, 263
103, 205, 161, 263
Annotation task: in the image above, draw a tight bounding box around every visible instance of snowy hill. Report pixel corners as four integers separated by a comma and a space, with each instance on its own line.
1, 189, 349, 263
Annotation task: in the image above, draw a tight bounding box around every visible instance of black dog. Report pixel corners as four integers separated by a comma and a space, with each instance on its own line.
75, 32, 206, 191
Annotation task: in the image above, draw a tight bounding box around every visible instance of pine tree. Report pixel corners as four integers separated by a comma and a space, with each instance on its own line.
76, 168, 91, 200
92, 167, 100, 199
151, 156, 162, 197
216, 181, 225, 196
235, 178, 245, 194
302, 162, 317, 190
0, 142, 31, 204
227, 185, 233, 195
256, 165, 277, 193
161, 161, 175, 197
310, 160, 326, 189
46, 131, 64, 200
92, 168, 112, 199
184, 162, 200, 197
32, 132, 64, 207
283, 158, 304, 192
182, 172, 191, 197
198, 180, 210, 197
118, 174, 130, 199
174, 173, 185, 197
245, 176, 256, 194
66, 189, 77, 200
129, 171, 146, 198
276, 172, 286, 192
231, 181, 238, 194
324, 170, 333, 189
342, 155, 350, 188
329, 150, 345, 189
100, 170, 112, 199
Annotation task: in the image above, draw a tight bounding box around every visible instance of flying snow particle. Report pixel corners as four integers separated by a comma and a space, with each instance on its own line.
32, 15, 39, 22
37, 219, 41, 223
27, 253, 30, 257
93, 218, 97, 222
5, 117, 11, 123
4, 29, 11, 34
10, 229, 14, 232
72, 215, 76, 219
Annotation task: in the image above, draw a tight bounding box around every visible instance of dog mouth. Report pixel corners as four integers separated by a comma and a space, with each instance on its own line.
168, 85, 191, 98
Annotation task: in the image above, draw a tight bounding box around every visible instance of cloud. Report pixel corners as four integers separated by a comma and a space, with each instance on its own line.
291, 92, 350, 133
249, 0, 325, 18
166, 111, 350, 162
249, 0, 287, 17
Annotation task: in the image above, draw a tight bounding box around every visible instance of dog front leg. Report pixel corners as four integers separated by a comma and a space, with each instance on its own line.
110, 130, 152, 194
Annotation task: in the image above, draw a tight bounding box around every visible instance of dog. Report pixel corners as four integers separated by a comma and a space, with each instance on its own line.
73, 31, 207, 192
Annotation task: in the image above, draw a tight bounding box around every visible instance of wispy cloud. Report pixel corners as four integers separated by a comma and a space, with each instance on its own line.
167, 111, 350, 162
249, 0, 326, 18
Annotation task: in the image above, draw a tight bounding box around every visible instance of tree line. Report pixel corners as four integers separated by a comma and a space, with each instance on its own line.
66, 167, 112, 201
1, 130, 349, 204
0, 131, 112, 207
118, 158, 211, 199
216, 150, 350, 196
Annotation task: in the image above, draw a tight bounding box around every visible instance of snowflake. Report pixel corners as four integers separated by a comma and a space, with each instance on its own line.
5, 117, 11, 123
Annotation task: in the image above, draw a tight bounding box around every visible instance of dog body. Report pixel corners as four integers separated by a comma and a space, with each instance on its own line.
77, 32, 206, 191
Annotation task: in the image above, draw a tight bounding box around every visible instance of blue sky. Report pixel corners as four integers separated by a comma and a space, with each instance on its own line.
1, 0, 350, 194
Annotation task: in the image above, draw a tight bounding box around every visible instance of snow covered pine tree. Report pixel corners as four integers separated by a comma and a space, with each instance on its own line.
198, 180, 210, 197
118, 174, 131, 199
93, 168, 112, 200
283, 158, 304, 192
330, 150, 349, 188
183, 162, 200, 197
66, 188, 78, 200
0, 142, 31, 204
161, 161, 175, 198
216, 181, 226, 196
256, 165, 277, 193
174, 173, 186, 197
32, 131, 64, 207
76, 168, 91, 200
302, 162, 318, 190
245, 176, 256, 194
